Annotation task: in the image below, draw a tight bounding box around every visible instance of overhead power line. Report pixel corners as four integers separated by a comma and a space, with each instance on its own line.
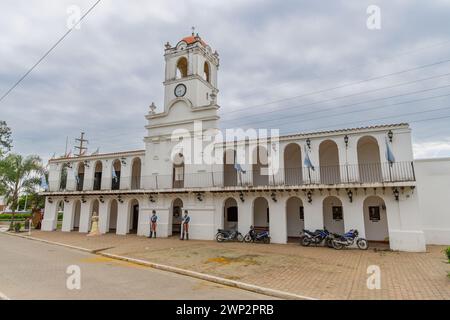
220, 57, 450, 115
0, 0, 102, 104
220, 72, 450, 125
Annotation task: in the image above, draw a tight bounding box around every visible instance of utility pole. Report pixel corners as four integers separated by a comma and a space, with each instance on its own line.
74, 132, 88, 157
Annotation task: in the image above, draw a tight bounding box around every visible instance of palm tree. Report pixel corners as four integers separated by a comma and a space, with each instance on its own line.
0, 154, 43, 230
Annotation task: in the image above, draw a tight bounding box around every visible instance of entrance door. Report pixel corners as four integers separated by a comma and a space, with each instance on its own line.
132, 204, 139, 232
225, 206, 238, 230
172, 206, 182, 235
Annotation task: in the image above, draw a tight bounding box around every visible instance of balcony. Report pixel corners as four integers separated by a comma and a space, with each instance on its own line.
142, 161, 415, 190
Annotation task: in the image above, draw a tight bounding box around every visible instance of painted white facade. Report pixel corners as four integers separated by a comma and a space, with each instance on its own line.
40, 33, 449, 252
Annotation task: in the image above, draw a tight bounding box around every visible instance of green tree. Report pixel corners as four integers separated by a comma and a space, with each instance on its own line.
0, 154, 43, 230
0, 120, 12, 158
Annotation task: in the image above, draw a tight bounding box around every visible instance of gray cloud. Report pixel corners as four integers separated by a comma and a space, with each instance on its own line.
1, 0, 450, 162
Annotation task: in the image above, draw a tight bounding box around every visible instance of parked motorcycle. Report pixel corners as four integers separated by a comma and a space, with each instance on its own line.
244, 226, 270, 244
300, 229, 334, 247
215, 229, 244, 242
331, 229, 369, 250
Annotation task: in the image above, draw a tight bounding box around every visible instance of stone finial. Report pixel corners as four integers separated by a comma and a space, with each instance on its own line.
149, 102, 157, 114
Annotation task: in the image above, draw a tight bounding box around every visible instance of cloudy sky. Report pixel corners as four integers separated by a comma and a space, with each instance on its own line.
1, 0, 450, 162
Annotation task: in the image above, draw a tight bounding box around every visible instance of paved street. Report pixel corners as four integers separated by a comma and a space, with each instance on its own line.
9, 230, 450, 300
0, 233, 272, 300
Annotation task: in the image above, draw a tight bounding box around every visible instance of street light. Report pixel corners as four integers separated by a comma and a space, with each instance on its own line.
388, 130, 394, 142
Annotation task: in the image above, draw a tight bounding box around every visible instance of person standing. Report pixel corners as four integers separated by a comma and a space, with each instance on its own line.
180, 210, 190, 240
149, 210, 158, 238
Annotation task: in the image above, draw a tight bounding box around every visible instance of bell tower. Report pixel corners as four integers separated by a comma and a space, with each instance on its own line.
163, 29, 220, 110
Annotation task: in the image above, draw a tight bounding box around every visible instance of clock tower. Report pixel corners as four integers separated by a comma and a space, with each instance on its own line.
143, 32, 221, 187
163, 31, 220, 111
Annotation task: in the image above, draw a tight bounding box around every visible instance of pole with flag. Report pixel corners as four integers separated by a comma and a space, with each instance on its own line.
385, 138, 396, 181
233, 152, 246, 186
304, 145, 315, 184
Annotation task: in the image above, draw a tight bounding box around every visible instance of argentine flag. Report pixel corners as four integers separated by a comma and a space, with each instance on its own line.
304, 145, 315, 170
385, 138, 395, 164
40, 175, 49, 191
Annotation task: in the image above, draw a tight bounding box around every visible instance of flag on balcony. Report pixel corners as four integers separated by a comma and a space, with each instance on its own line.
233, 151, 246, 173
40, 175, 48, 191
385, 138, 395, 164
304, 145, 315, 170
74, 168, 80, 184
112, 166, 118, 182
234, 163, 246, 174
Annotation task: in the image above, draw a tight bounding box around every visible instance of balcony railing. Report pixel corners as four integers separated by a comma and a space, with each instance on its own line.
139, 161, 415, 190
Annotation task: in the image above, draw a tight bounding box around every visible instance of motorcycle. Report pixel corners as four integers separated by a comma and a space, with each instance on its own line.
215, 229, 244, 242
300, 229, 334, 247
331, 229, 369, 250
244, 226, 271, 244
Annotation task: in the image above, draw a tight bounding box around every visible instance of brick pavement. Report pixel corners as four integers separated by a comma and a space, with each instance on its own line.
15, 230, 450, 300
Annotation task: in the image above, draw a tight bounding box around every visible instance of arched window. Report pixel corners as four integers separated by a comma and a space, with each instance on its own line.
176, 57, 188, 79
59, 164, 68, 191
204, 61, 210, 83
76, 162, 85, 191
357, 136, 382, 183
172, 153, 185, 188
131, 158, 142, 189
112, 160, 121, 190
93, 161, 102, 190
319, 140, 340, 184
284, 143, 302, 185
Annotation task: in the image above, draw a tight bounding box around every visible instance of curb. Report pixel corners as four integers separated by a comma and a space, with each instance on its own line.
2, 232, 317, 300
2, 232, 94, 254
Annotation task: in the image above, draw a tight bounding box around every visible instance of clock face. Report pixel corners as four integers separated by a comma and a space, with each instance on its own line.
174, 84, 187, 97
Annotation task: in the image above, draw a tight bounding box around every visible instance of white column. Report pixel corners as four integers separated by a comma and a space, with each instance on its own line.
386, 192, 426, 252
269, 196, 287, 244
303, 195, 324, 231
67, 166, 77, 191
83, 163, 95, 191
98, 201, 109, 234
116, 201, 129, 235
41, 198, 57, 231
238, 195, 253, 235
78, 201, 91, 233
62, 201, 75, 232
48, 163, 60, 192
102, 160, 112, 190
343, 196, 366, 237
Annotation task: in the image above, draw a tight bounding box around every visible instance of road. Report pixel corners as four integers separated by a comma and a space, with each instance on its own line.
0, 233, 272, 300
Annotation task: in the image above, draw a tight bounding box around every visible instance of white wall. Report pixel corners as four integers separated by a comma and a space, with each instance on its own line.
416, 158, 450, 245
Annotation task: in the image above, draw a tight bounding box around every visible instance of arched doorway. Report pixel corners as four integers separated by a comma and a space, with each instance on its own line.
357, 136, 382, 183
108, 199, 118, 233
89, 199, 99, 232
286, 197, 304, 241
323, 196, 345, 234
319, 140, 340, 184
284, 143, 302, 185
223, 197, 238, 230
172, 153, 185, 188
56, 200, 64, 230
59, 164, 68, 191
73, 200, 81, 231
128, 199, 139, 234
170, 198, 183, 236
76, 163, 85, 191
93, 161, 102, 190
363, 196, 389, 243
131, 158, 142, 189
252, 146, 269, 186
176, 57, 188, 78
253, 197, 269, 231
112, 160, 121, 190
204, 61, 210, 83
223, 149, 238, 187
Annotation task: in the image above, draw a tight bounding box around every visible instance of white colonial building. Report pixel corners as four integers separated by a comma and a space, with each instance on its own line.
41, 33, 450, 252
